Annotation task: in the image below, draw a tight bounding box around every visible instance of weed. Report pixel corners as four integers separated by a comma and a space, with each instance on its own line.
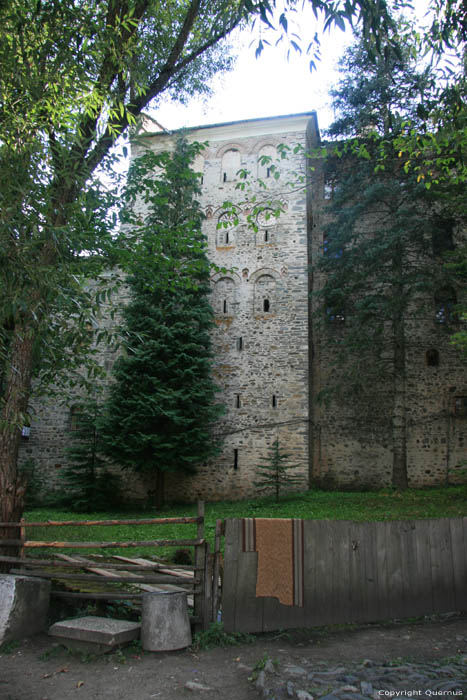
39, 645, 65, 662
110, 648, 126, 665
190, 622, 255, 651
0, 639, 21, 654
248, 653, 278, 681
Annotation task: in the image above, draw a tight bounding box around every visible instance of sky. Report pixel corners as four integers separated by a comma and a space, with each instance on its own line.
148, 2, 428, 135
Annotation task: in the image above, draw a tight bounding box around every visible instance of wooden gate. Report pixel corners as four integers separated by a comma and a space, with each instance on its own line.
222, 517, 467, 633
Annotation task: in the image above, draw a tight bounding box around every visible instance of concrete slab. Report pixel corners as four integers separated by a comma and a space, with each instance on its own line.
48, 616, 140, 655
0, 575, 51, 645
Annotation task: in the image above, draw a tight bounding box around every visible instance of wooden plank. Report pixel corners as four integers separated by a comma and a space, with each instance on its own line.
450, 518, 467, 610
304, 520, 330, 627
222, 519, 264, 633
375, 521, 390, 620
385, 520, 404, 617
348, 521, 367, 623
20, 538, 204, 549
4, 517, 200, 528
412, 518, 434, 615
395, 521, 415, 619
211, 519, 223, 623
52, 591, 143, 601
111, 555, 194, 579
430, 518, 456, 613
193, 501, 206, 629
330, 521, 351, 624
0, 556, 183, 572
360, 521, 379, 623
401, 521, 427, 618
203, 542, 213, 628
83, 565, 189, 596
9, 569, 194, 587
222, 519, 239, 632
235, 549, 263, 633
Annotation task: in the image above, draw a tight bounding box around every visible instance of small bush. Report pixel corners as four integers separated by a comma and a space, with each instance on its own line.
191, 622, 254, 651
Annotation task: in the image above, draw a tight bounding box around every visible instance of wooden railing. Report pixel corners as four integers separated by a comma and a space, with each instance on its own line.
0, 501, 218, 629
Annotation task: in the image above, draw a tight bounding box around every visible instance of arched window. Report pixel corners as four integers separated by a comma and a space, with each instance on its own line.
215, 277, 236, 316
258, 145, 277, 179
432, 217, 455, 256
426, 349, 440, 367
435, 288, 457, 324
216, 212, 236, 247
192, 154, 204, 185
256, 208, 276, 245
255, 274, 276, 315
221, 149, 240, 182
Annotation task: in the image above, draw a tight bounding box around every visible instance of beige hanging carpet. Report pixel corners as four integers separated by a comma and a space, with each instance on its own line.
242, 518, 304, 607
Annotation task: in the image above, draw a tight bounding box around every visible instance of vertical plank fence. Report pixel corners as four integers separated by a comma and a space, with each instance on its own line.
222, 517, 467, 633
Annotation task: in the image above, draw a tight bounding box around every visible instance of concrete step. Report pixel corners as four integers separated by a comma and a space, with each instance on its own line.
49, 616, 140, 655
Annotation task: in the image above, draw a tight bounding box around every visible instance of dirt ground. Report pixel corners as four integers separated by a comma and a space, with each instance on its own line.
1, 615, 466, 700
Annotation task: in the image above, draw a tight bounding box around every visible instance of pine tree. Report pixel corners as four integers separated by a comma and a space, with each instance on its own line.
254, 439, 302, 502
314, 26, 462, 490
100, 138, 223, 507
58, 400, 121, 512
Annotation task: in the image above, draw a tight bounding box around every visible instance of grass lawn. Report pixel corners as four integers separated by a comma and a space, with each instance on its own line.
24, 485, 467, 560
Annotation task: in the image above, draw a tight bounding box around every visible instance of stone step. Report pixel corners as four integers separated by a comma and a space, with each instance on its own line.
49, 616, 140, 655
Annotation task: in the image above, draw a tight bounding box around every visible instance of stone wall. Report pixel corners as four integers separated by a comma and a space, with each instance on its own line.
20, 111, 467, 504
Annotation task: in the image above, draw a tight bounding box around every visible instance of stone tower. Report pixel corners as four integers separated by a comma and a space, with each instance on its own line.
133, 112, 319, 502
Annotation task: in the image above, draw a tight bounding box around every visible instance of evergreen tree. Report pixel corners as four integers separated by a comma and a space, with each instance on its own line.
58, 400, 121, 512
100, 138, 223, 507
314, 26, 462, 490
254, 439, 301, 502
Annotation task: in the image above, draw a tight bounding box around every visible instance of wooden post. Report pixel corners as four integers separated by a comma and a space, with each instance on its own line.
19, 518, 26, 560
203, 542, 212, 628
212, 519, 223, 623
193, 501, 205, 630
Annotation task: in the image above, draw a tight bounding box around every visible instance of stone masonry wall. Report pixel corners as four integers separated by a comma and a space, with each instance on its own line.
19, 112, 466, 504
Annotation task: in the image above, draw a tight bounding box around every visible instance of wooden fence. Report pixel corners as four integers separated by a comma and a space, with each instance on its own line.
222, 517, 467, 633
0, 501, 219, 629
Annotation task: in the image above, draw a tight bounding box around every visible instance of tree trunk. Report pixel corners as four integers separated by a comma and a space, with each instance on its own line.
0, 328, 35, 569
391, 312, 408, 491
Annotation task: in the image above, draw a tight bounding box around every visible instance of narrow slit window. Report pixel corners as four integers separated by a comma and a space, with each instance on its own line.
235, 394, 241, 408
272, 394, 277, 408
225, 231, 229, 245
223, 172, 227, 182
263, 298, 270, 312
223, 299, 227, 314
234, 449, 239, 470
236, 337, 243, 351
264, 230, 269, 242
266, 167, 271, 178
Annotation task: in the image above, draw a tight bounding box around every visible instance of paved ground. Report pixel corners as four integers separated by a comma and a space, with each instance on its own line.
1, 614, 466, 700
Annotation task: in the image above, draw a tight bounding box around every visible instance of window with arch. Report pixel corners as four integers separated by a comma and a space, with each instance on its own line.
192, 153, 205, 185
258, 145, 277, 179
432, 217, 455, 256
214, 277, 236, 316
435, 287, 457, 324
254, 274, 276, 315
426, 349, 440, 367
221, 148, 241, 182
255, 208, 276, 245
216, 212, 236, 247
